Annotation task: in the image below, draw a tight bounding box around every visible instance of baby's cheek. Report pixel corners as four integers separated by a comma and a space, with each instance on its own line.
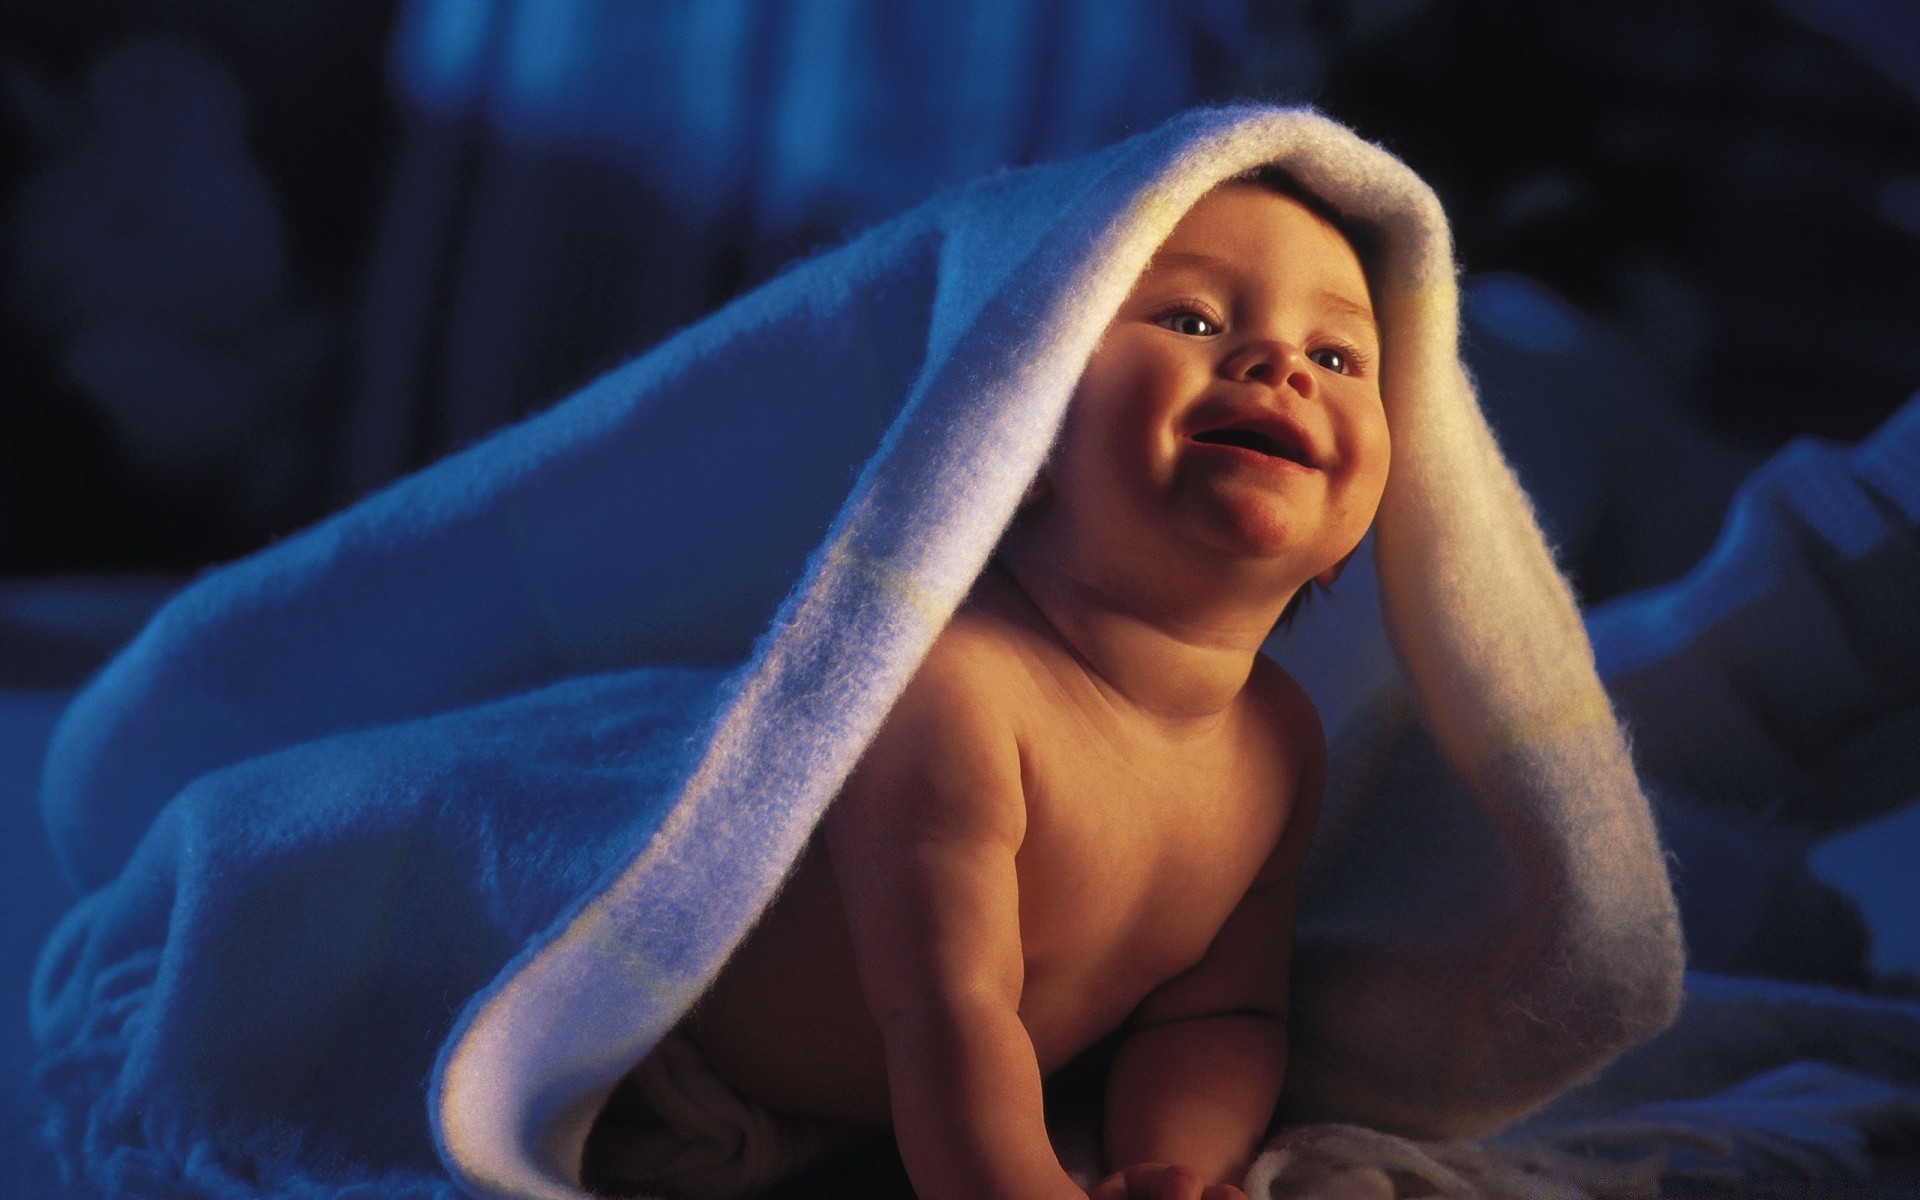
1332, 427, 1389, 513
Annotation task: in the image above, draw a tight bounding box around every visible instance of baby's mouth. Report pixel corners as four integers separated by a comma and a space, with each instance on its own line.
1191, 422, 1316, 469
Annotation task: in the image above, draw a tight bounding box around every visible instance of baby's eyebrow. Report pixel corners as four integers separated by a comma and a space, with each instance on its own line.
1149, 250, 1232, 270
1318, 291, 1379, 337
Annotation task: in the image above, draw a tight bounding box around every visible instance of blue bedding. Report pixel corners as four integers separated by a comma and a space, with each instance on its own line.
2, 689, 76, 1199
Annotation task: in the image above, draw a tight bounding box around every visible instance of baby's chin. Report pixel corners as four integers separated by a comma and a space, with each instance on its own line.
1176, 481, 1340, 563
1171, 462, 1381, 571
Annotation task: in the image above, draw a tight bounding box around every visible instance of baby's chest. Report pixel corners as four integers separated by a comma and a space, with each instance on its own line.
1013, 744, 1293, 982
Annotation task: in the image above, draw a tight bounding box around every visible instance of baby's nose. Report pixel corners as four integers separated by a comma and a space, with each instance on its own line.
1225, 339, 1314, 396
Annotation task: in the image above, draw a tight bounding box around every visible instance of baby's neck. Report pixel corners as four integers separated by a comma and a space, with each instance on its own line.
984, 554, 1280, 729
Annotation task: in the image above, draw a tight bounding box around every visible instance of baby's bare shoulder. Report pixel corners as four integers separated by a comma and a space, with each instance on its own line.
831, 611, 1032, 838
921, 602, 1035, 680
888, 608, 1035, 739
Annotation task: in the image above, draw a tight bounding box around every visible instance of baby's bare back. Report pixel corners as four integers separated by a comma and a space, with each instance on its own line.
680, 571, 1315, 1127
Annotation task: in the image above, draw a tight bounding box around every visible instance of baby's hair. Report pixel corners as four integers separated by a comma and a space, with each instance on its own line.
1232, 164, 1374, 632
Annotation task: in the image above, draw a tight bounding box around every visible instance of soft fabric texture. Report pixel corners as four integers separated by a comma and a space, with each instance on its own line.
1250, 973, 1920, 1200
1595, 391, 1920, 840
31, 105, 1682, 1199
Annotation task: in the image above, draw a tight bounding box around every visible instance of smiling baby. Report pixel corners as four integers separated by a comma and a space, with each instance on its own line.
586, 170, 1387, 1200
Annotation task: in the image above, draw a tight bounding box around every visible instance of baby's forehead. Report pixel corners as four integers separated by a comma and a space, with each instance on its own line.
1155, 184, 1366, 270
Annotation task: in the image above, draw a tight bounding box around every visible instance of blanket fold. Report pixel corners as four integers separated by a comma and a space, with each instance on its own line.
32, 106, 1682, 1200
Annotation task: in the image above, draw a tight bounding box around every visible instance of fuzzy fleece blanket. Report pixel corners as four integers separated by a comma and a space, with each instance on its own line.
30, 106, 1683, 1199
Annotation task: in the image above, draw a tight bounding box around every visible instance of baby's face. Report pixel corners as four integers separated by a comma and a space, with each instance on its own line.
1045, 184, 1389, 585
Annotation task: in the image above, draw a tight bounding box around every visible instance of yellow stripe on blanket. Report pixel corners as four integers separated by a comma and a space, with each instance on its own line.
1476, 690, 1621, 761
821, 537, 949, 626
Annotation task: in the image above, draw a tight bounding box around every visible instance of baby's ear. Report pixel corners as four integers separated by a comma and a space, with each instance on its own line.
1315, 549, 1356, 588
1019, 472, 1051, 508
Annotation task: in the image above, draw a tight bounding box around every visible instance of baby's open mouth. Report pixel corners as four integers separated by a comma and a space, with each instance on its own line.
1191, 424, 1314, 468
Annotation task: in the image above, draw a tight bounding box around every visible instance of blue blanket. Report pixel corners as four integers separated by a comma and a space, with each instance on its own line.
35, 666, 728, 1197
30, 107, 1685, 1199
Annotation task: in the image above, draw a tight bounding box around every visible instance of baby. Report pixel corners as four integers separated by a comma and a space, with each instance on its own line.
589, 171, 1388, 1200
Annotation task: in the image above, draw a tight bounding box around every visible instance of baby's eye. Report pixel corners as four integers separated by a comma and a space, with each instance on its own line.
1309, 346, 1351, 374
1155, 309, 1220, 337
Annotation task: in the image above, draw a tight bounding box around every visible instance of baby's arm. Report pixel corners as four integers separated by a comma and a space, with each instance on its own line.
1101, 707, 1324, 1189
823, 649, 1085, 1200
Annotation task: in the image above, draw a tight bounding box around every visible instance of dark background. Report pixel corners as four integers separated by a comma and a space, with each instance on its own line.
3, 0, 1917, 596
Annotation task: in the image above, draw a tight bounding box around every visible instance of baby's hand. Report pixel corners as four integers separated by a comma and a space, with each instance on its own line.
1090, 1163, 1250, 1200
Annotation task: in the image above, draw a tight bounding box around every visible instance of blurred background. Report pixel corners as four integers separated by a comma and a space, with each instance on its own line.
1, 0, 1918, 1191
4, 0, 1919, 596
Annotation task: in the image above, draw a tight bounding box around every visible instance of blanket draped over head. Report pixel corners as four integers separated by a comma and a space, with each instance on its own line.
31, 106, 1683, 1200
